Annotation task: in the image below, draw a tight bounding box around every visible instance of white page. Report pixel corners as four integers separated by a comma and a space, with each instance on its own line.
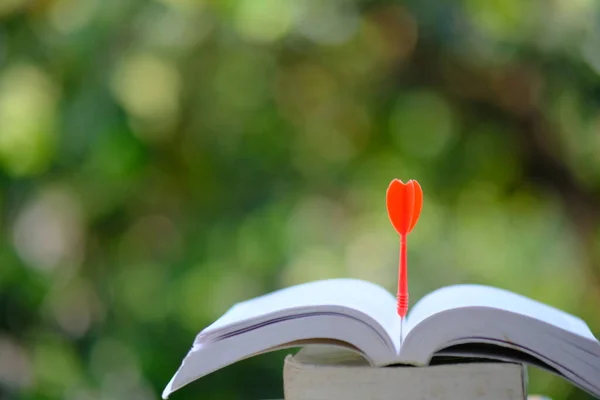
203, 278, 398, 338
406, 284, 596, 341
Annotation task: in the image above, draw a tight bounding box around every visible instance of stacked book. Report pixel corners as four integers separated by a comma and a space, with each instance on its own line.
283, 345, 528, 400
162, 278, 600, 399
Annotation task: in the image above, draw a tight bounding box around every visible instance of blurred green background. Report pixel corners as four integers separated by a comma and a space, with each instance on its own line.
1, 0, 600, 399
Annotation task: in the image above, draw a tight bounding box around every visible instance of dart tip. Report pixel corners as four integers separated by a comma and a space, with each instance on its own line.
400, 317, 404, 345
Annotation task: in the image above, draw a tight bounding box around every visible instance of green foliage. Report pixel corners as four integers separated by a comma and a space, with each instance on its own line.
0, 0, 599, 398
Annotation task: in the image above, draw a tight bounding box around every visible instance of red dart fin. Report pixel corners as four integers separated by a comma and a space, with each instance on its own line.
386, 179, 418, 236
408, 180, 423, 233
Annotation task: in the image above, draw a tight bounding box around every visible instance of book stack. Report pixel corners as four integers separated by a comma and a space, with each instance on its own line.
283, 345, 528, 400
162, 278, 600, 399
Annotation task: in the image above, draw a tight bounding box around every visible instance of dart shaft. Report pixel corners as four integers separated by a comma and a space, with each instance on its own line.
397, 234, 408, 317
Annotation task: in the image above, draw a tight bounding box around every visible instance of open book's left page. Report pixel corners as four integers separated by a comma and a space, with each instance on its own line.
163, 279, 400, 398
201, 278, 399, 340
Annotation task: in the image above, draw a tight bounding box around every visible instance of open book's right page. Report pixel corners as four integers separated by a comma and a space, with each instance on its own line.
404, 284, 596, 341
401, 284, 600, 398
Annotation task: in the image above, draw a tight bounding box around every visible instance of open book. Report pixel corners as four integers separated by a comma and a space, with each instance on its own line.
162, 278, 600, 398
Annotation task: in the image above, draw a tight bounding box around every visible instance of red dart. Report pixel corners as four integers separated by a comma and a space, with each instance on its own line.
386, 179, 423, 319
